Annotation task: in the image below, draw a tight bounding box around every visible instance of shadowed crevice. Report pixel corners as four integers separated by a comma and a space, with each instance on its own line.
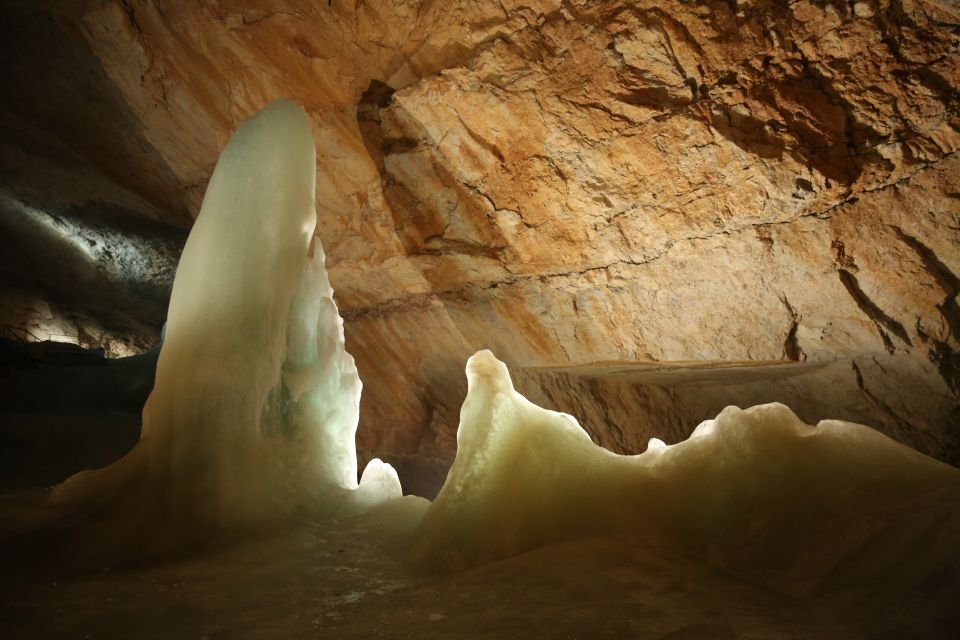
837, 269, 912, 352
893, 227, 960, 398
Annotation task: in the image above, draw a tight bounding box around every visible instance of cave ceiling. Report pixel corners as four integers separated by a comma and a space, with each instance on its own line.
1, 0, 958, 487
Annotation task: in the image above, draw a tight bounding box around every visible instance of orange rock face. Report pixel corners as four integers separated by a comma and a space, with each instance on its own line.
1, 0, 958, 492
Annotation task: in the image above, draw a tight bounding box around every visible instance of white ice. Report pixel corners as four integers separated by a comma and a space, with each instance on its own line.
45, 100, 400, 549
418, 350, 960, 606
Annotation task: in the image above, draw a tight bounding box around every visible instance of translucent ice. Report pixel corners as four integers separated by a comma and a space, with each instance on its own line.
418, 350, 960, 605
46, 100, 399, 547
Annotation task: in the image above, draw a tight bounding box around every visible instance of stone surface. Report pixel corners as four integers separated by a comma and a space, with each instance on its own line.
1, 0, 958, 490
0, 195, 184, 356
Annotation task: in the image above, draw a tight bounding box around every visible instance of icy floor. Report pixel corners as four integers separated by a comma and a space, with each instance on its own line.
0, 499, 878, 640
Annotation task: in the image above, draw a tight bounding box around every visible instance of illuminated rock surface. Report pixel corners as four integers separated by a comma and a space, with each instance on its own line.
2, 1, 959, 487
0, 194, 184, 356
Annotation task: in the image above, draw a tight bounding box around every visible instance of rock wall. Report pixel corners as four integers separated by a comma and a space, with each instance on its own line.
2, 1, 957, 490
0, 195, 184, 356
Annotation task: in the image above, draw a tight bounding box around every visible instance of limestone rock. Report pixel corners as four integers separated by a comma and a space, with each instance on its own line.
1, 0, 958, 491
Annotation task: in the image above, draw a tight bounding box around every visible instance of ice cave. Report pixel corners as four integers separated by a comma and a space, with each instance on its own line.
2, 2, 960, 639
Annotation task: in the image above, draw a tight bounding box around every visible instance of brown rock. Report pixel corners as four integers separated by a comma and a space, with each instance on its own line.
1, 0, 958, 493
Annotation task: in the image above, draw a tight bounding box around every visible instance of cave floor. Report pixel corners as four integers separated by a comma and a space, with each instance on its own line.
1, 499, 863, 640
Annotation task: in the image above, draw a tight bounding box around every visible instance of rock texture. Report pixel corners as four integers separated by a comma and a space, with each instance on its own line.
2, 0, 958, 492
0, 195, 184, 356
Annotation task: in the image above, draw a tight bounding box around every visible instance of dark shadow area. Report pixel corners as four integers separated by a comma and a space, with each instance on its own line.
0, 4, 190, 225
0, 340, 157, 493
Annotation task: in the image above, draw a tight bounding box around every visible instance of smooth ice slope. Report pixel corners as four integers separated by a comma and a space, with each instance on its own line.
45, 100, 399, 549
419, 351, 960, 611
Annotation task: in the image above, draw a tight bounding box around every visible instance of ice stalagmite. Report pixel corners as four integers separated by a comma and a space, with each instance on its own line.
45, 100, 399, 551
418, 351, 960, 614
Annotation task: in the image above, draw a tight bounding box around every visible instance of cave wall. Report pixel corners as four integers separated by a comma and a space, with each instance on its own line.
0, 195, 184, 356
0, 4, 187, 355
2, 0, 958, 484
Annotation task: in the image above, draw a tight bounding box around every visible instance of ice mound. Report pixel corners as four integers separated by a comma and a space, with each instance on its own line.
43, 100, 399, 549
418, 350, 960, 601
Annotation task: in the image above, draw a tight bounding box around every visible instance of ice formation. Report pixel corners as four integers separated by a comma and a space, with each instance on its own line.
12, 102, 958, 634
45, 100, 400, 547
418, 350, 960, 604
